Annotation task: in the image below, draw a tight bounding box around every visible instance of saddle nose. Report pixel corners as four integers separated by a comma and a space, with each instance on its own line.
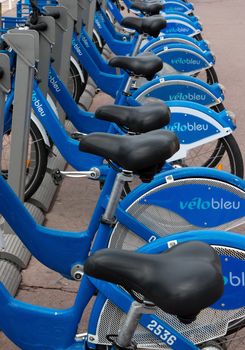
121, 15, 167, 37
130, 1, 164, 16
109, 52, 163, 81
95, 102, 170, 133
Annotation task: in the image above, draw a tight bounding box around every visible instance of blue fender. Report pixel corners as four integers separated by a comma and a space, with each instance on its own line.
163, 0, 194, 14
141, 34, 210, 53
120, 167, 245, 211
117, 166, 244, 236
132, 75, 224, 107
164, 13, 199, 24
132, 88, 235, 160
163, 16, 202, 36
151, 43, 215, 74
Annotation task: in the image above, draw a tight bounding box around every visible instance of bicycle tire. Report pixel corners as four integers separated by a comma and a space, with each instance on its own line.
67, 60, 88, 103
1, 120, 48, 200
183, 134, 244, 179
103, 173, 245, 349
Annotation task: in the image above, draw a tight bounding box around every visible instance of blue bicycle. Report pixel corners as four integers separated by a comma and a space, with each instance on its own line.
1, 44, 243, 201
17, 0, 218, 88
1, 1, 243, 202
0, 129, 244, 349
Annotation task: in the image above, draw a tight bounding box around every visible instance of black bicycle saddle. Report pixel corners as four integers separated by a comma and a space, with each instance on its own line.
131, 1, 164, 16
95, 102, 170, 133
84, 242, 224, 321
109, 53, 163, 81
121, 15, 167, 37
79, 130, 179, 181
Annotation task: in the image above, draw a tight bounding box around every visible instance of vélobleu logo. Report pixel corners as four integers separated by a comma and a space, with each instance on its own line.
80, 35, 90, 48
72, 39, 83, 56
32, 91, 46, 117
171, 57, 201, 65
169, 92, 206, 102
166, 122, 209, 132
49, 73, 61, 93
224, 273, 245, 287
166, 27, 189, 33
180, 197, 240, 210
167, 6, 183, 12
95, 18, 102, 29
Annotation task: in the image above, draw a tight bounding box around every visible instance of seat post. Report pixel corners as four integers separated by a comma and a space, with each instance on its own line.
116, 300, 155, 349
131, 33, 146, 56
102, 170, 133, 225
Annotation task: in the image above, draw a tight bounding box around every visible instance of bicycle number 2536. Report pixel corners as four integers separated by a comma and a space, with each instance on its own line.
147, 320, 177, 346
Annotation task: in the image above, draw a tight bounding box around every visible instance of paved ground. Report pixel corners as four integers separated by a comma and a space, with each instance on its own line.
0, 0, 245, 348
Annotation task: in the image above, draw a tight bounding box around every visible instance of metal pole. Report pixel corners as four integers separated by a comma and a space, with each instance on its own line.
57, 0, 78, 87
44, 5, 68, 85
37, 16, 56, 96
2, 29, 39, 239
45, 3, 76, 123
0, 53, 11, 249
77, 0, 96, 38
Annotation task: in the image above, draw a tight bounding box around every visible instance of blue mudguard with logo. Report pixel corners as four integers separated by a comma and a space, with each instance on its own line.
141, 34, 210, 54
125, 0, 194, 16
131, 90, 235, 160
151, 43, 214, 75
133, 75, 224, 108
163, 0, 194, 15
114, 167, 244, 241
164, 13, 199, 24
161, 15, 202, 36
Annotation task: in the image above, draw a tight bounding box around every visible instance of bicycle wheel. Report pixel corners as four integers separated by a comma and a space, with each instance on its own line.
67, 59, 88, 103
96, 174, 245, 350
178, 135, 244, 178
200, 317, 245, 349
192, 66, 219, 84
1, 120, 48, 200
93, 29, 104, 53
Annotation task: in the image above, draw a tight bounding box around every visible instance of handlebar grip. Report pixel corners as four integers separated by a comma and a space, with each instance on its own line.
29, 22, 48, 32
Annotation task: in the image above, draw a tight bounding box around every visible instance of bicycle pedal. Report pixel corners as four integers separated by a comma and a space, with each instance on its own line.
51, 169, 63, 185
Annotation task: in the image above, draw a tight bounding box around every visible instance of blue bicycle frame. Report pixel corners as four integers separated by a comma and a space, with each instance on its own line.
105, 0, 202, 36
94, 9, 209, 56
0, 165, 244, 349
71, 28, 217, 98
2, 57, 232, 177
0, 166, 244, 277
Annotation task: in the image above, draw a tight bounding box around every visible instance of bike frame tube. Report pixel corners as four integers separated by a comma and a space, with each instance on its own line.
48, 66, 114, 133
79, 27, 115, 74
32, 80, 107, 172
72, 32, 122, 97
0, 168, 117, 277
94, 10, 134, 56
97, 7, 130, 42
1, 165, 243, 277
